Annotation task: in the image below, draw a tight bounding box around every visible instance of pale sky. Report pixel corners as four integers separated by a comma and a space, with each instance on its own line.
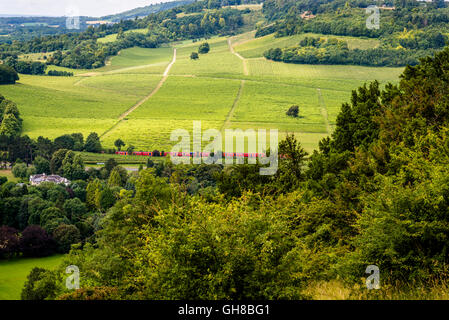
0, 0, 174, 17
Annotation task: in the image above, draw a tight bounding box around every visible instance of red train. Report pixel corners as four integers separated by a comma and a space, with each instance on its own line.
116, 151, 268, 158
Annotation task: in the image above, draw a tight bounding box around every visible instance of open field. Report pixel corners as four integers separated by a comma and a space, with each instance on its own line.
0, 255, 64, 300
0, 47, 172, 141
0, 31, 404, 155
0, 170, 17, 183
171, 38, 244, 76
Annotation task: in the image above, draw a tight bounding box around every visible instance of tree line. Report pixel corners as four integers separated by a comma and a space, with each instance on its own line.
264, 36, 437, 67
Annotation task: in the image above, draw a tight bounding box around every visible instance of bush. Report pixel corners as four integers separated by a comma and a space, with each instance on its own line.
33, 156, 51, 175
190, 52, 199, 60
0, 226, 20, 259
47, 70, 73, 77
198, 42, 210, 54
52, 224, 81, 253
21, 267, 62, 300
15, 61, 46, 75
286, 105, 299, 118
84, 133, 102, 153
58, 287, 119, 300
12, 163, 28, 179
0, 64, 19, 84
134, 195, 307, 299
20, 225, 55, 257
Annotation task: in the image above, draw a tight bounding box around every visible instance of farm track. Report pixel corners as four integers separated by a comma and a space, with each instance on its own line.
317, 88, 332, 135
100, 48, 177, 139
222, 80, 245, 131
228, 38, 249, 76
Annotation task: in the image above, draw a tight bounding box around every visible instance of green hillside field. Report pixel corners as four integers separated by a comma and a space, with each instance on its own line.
0, 32, 404, 154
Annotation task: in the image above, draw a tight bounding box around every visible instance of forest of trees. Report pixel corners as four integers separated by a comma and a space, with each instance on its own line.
264, 36, 437, 67
258, 0, 449, 67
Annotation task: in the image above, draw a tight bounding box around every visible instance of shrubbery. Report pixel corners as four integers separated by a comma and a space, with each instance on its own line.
0, 64, 19, 84
47, 70, 73, 77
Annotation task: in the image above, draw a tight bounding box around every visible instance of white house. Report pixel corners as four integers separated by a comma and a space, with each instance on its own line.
29, 173, 71, 186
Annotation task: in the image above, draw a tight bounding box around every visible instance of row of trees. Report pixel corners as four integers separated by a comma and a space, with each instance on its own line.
47, 70, 73, 77
3, 57, 47, 75
0, 131, 103, 170
264, 38, 432, 67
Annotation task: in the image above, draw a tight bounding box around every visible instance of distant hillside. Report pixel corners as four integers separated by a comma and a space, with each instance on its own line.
101, 0, 195, 22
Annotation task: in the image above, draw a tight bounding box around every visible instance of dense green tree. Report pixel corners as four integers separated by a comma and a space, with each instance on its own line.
54, 135, 75, 151
190, 52, 199, 60
52, 224, 81, 253
96, 187, 116, 212
274, 134, 308, 192
62, 151, 85, 180
35, 136, 56, 160
0, 226, 20, 259
40, 206, 69, 234
105, 158, 118, 176
50, 149, 69, 175
114, 139, 125, 151
331, 81, 381, 153
63, 198, 87, 222
33, 156, 51, 175
12, 162, 29, 179
286, 105, 299, 118
86, 179, 102, 210
0, 113, 21, 137
20, 225, 55, 257
21, 268, 62, 300
198, 42, 210, 54
0, 64, 19, 84
84, 133, 102, 153
108, 168, 122, 187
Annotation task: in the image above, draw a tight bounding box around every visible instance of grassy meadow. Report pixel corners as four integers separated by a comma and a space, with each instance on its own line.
0, 31, 405, 156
